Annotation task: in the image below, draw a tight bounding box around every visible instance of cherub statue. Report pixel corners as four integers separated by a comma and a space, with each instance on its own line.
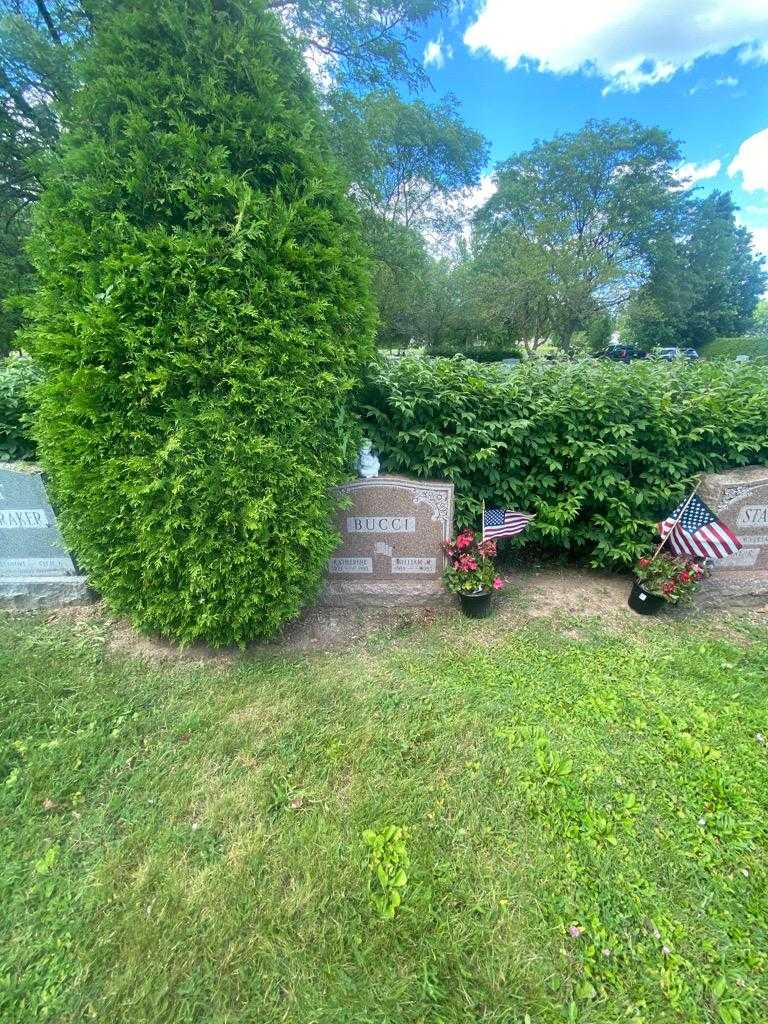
357, 441, 380, 479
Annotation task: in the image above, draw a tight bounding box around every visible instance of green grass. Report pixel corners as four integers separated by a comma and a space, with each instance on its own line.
1, 609, 767, 1023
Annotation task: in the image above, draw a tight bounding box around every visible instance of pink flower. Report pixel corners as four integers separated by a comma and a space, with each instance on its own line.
568, 925, 584, 939
455, 531, 474, 551
639, 557, 650, 567
662, 580, 676, 595
478, 539, 497, 558
493, 577, 504, 590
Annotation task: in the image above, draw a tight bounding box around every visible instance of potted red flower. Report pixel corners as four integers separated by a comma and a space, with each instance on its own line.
443, 529, 504, 618
629, 552, 706, 614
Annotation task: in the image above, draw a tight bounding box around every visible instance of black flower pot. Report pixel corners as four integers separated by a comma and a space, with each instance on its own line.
628, 581, 666, 615
458, 589, 493, 619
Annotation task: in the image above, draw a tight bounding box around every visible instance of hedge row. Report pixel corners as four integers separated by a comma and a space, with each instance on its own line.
699, 336, 768, 360
432, 347, 522, 364
360, 356, 768, 566
0, 355, 40, 462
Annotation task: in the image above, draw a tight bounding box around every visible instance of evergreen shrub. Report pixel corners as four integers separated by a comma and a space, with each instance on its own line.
361, 357, 768, 566
27, 0, 375, 644
0, 355, 40, 461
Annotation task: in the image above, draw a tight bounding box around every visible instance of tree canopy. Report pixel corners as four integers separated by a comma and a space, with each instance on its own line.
327, 88, 488, 348
474, 120, 682, 348
625, 191, 767, 349
0, 4, 764, 361
329, 89, 488, 241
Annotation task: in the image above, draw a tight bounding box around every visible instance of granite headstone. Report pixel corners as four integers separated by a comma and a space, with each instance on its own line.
697, 465, 768, 607
0, 465, 92, 608
322, 474, 454, 606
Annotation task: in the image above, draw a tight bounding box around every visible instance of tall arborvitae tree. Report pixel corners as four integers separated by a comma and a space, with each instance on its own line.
28, 0, 376, 644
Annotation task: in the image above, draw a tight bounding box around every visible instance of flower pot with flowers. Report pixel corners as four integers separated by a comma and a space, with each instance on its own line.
443, 529, 504, 618
629, 552, 706, 614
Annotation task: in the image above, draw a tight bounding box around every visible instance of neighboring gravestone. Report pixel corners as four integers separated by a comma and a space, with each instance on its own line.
0, 465, 92, 608
322, 474, 454, 606
697, 465, 768, 607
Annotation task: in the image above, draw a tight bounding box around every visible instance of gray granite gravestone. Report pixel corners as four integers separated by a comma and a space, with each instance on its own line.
321, 475, 454, 606
0, 465, 92, 608
697, 465, 768, 607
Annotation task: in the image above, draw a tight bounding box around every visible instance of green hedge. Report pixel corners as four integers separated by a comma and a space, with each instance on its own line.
0, 355, 40, 461
699, 336, 768, 360
445, 348, 523, 364
361, 357, 768, 566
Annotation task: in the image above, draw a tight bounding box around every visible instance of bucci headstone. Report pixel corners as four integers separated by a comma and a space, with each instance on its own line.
322, 475, 454, 606
0, 465, 92, 608
697, 465, 768, 606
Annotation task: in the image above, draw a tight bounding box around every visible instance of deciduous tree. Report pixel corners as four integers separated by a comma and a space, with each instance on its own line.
329, 89, 488, 243
625, 192, 767, 349
475, 120, 681, 348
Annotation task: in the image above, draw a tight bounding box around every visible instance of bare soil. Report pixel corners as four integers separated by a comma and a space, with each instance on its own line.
30, 564, 766, 665
27, 565, 765, 667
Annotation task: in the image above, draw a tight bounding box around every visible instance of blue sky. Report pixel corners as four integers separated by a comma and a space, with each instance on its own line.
409, 1, 768, 258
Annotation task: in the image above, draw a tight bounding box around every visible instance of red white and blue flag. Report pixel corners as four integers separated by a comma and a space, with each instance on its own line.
657, 494, 742, 560
483, 508, 536, 540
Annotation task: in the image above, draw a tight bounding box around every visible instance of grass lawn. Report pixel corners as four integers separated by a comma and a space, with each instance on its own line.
1, 606, 767, 1023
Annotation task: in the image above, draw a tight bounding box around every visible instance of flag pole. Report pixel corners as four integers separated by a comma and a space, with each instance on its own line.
481, 499, 485, 542
650, 476, 702, 563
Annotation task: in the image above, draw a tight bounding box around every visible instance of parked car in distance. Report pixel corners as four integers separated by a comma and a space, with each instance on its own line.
654, 347, 701, 361
598, 344, 647, 362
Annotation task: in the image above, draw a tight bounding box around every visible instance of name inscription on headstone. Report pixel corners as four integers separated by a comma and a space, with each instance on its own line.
736, 505, 768, 527
697, 466, 768, 606
0, 509, 49, 529
329, 557, 373, 574
391, 557, 436, 574
0, 467, 77, 579
0, 557, 74, 576
345, 516, 416, 534
323, 475, 454, 606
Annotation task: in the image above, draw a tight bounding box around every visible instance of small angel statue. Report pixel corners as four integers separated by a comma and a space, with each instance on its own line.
357, 441, 380, 479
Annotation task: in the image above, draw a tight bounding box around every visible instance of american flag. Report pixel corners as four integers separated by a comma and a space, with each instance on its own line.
657, 494, 742, 559
483, 507, 536, 540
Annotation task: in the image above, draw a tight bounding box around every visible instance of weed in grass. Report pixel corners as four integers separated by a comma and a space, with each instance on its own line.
363, 825, 409, 919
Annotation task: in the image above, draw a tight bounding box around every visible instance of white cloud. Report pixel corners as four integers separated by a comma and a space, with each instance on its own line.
463, 173, 497, 213
749, 226, 768, 259
674, 159, 722, 185
303, 42, 335, 91
735, 208, 768, 264
739, 40, 768, 63
424, 32, 454, 69
463, 0, 768, 92
419, 175, 498, 256
689, 74, 738, 95
728, 128, 768, 192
